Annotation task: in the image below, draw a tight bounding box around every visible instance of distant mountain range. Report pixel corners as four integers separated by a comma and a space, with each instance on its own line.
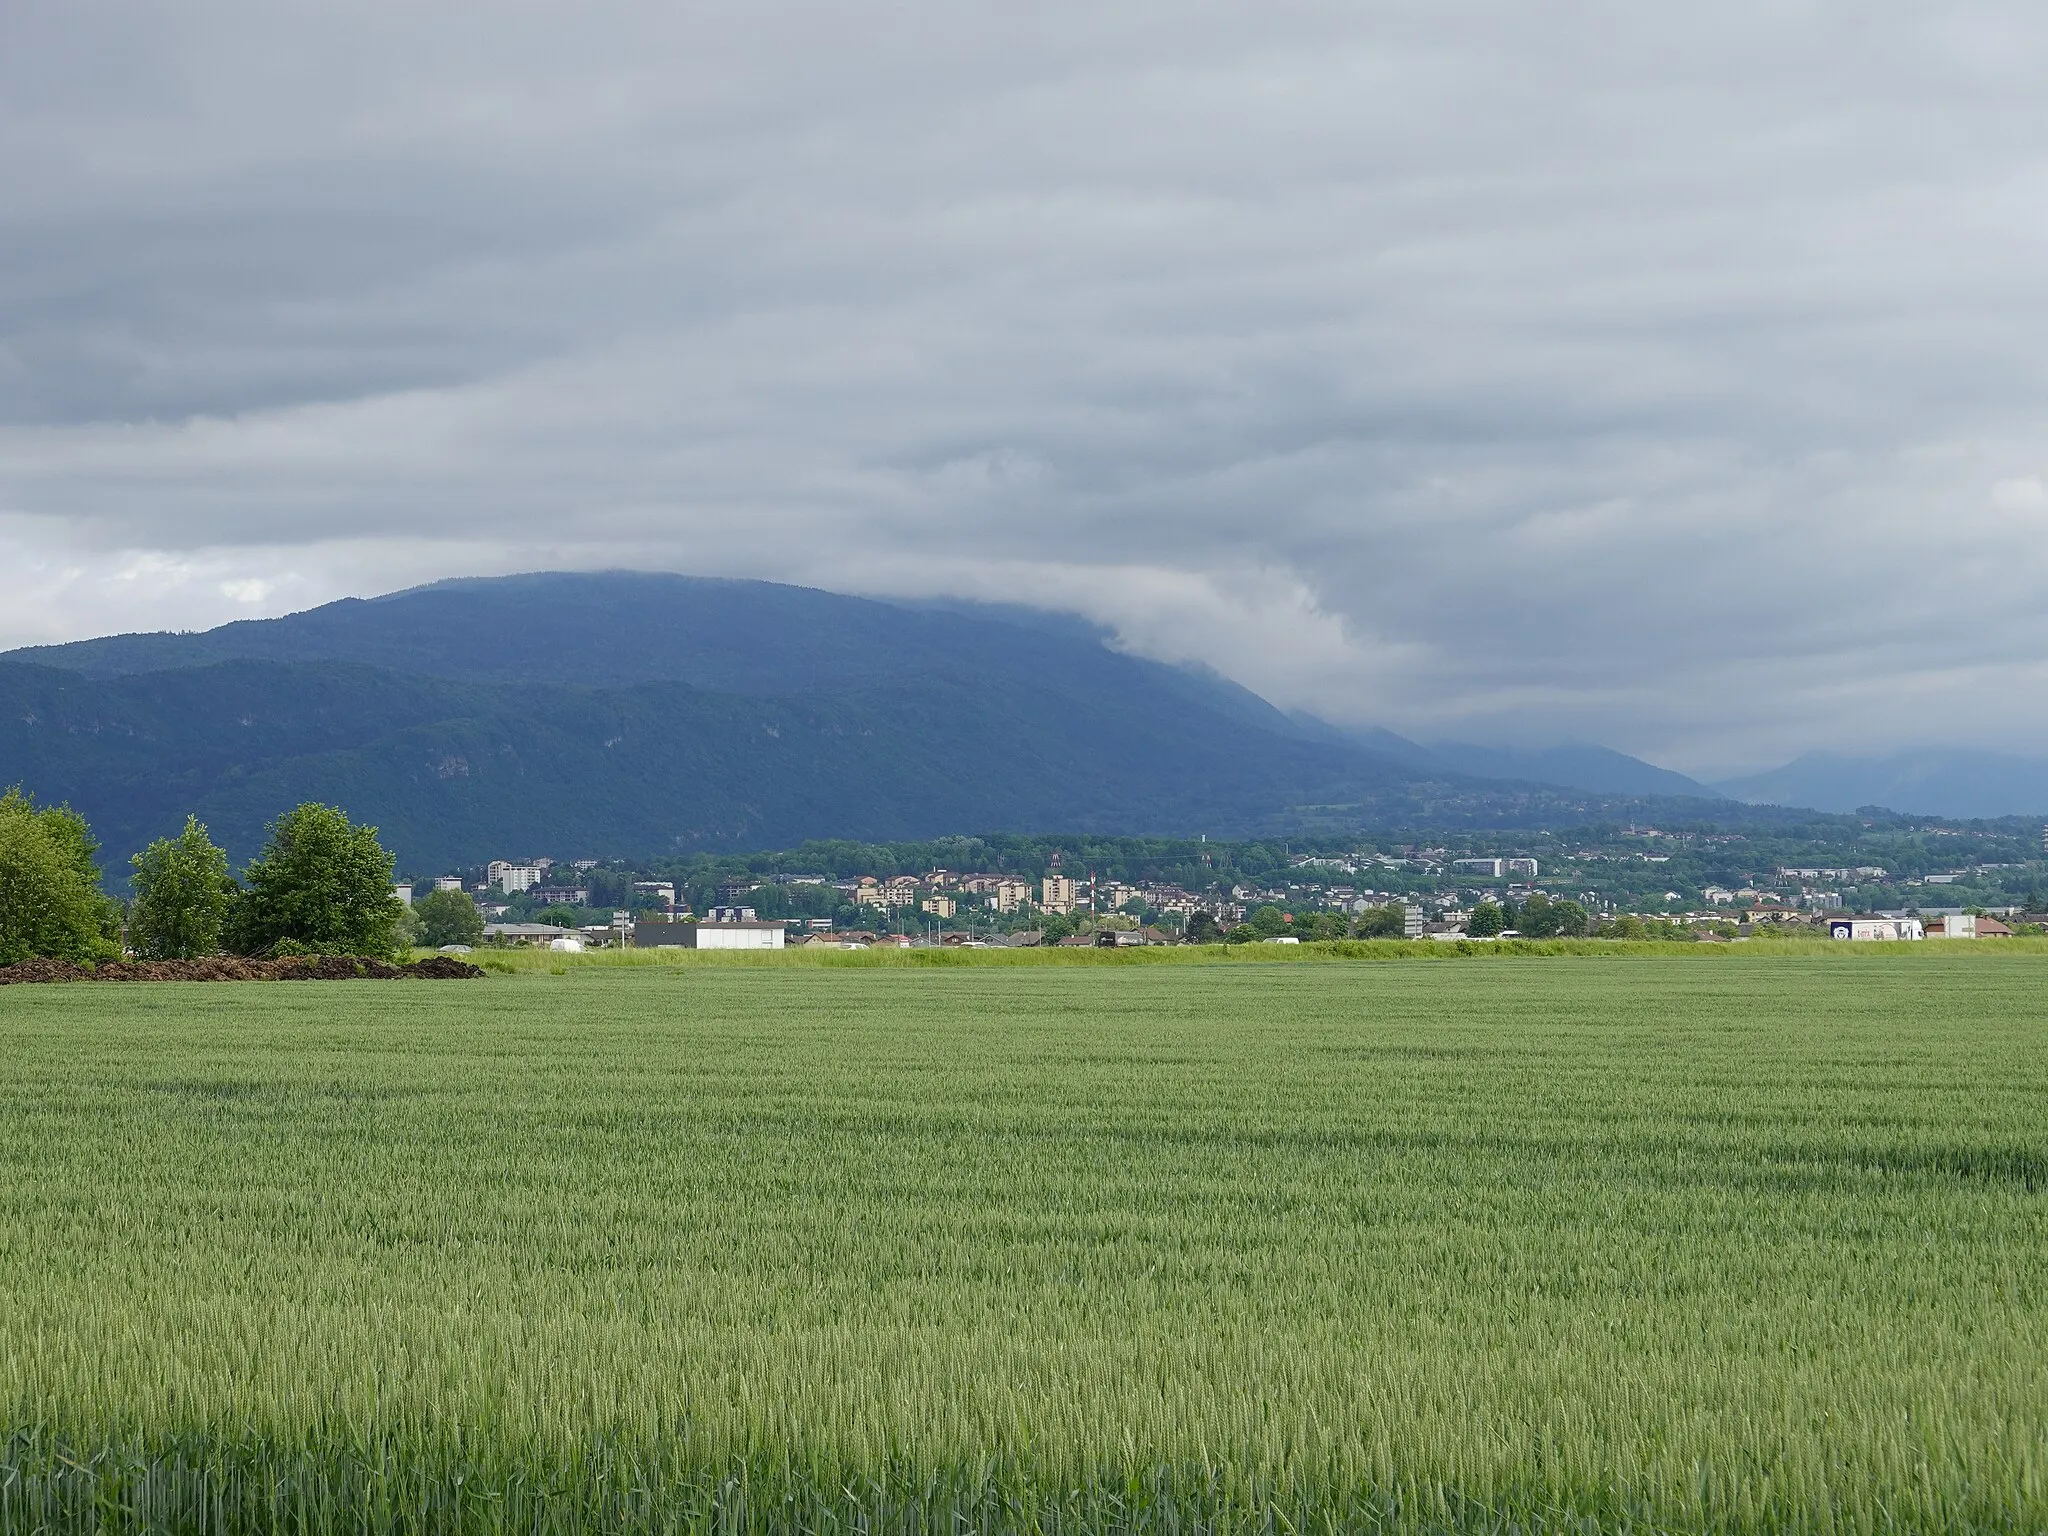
0, 571, 1833, 872
1715, 750, 2048, 821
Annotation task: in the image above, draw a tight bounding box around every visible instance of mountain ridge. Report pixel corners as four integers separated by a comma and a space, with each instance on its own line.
0, 571, 1804, 870
1715, 748, 2048, 820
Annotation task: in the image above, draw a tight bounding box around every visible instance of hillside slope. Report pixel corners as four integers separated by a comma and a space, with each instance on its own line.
1427, 742, 1713, 799
2, 572, 1763, 871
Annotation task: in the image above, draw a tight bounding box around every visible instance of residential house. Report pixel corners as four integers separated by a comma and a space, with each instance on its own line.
532, 886, 590, 906
483, 922, 576, 946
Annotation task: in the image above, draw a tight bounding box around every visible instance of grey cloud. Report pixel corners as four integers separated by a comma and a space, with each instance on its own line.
3, 0, 2048, 771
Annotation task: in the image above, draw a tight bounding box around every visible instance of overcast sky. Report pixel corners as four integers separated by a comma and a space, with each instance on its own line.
4, 1, 2046, 774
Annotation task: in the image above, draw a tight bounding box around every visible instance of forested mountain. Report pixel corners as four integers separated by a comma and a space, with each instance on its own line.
4, 572, 1751, 872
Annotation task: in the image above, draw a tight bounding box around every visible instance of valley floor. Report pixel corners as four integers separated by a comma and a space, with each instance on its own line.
1, 955, 2043, 1532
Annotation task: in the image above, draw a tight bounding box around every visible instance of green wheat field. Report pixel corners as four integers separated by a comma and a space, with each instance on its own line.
2, 951, 2044, 1533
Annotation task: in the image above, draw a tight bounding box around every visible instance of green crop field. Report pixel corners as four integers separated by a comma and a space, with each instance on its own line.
1, 952, 2044, 1533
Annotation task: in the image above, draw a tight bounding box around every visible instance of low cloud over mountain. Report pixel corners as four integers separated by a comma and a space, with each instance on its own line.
5, 4, 2048, 773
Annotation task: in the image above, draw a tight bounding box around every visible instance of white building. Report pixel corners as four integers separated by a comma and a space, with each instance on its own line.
1451, 858, 1504, 878
1828, 917, 1924, 941
488, 861, 543, 894
1041, 875, 1078, 914
1506, 858, 1539, 878
392, 883, 413, 906
434, 876, 465, 893
683, 921, 785, 950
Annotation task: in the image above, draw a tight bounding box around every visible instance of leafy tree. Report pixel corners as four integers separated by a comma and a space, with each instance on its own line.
1184, 911, 1224, 944
1602, 914, 1647, 940
1353, 904, 1406, 939
413, 887, 486, 948
1466, 902, 1506, 938
1551, 900, 1590, 937
1298, 912, 1349, 942
1037, 910, 1076, 942
1246, 904, 1290, 938
0, 788, 122, 965
128, 816, 236, 959
533, 903, 585, 930
1516, 894, 1590, 938
1224, 923, 1258, 944
229, 803, 404, 958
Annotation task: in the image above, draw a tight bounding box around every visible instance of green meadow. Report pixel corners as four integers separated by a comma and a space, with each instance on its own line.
1, 951, 2044, 1533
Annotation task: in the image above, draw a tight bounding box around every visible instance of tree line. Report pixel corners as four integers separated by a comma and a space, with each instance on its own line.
0, 791, 424, 965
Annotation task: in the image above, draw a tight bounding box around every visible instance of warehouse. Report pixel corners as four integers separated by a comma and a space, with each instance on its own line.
1827, 916, 1923, 941
633, 917, 786, 950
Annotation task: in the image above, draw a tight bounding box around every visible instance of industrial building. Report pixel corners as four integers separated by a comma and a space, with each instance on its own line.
1827, 916, 1923, 941
633, 915, 785, 950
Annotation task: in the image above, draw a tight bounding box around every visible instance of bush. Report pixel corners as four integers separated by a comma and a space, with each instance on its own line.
228, 803, 405, 959
414, 887, 486, 949
0, 789, 122, 965
1466, 902, 1506, 938
129, 817, 237, 959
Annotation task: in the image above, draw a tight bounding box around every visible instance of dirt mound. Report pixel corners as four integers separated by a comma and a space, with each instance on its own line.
0, 954, 485, 985
403, 954, 488, 979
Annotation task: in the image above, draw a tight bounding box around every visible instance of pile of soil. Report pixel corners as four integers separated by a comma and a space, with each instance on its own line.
0, 954, 485, 985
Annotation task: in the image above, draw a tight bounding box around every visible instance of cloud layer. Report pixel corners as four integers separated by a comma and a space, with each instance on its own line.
4, 0, 2048, 772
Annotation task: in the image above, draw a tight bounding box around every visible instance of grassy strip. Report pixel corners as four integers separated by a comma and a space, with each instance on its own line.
0, 1430, 1716, 1535
457, 934, 2048, 971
